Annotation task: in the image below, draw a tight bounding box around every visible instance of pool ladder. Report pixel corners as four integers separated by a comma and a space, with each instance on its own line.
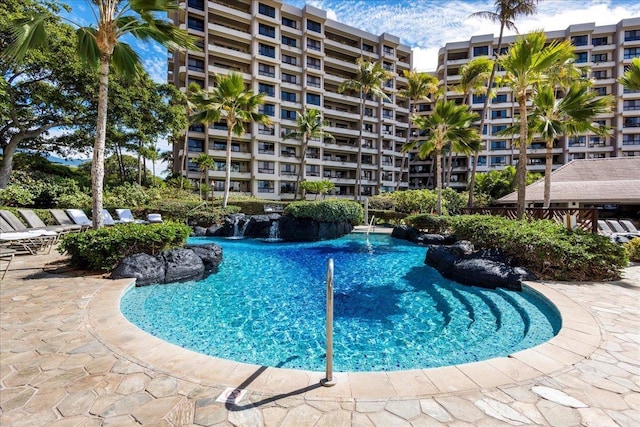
366, 215, 376, 237
321, 258, 336, 387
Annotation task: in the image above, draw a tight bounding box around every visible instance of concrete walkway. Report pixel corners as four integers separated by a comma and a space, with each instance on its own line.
1, 249, 638, 426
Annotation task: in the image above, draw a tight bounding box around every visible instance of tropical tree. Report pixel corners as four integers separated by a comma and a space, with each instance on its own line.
4, 0, 193, 228
450, 57, 492, 185
497, 31, 574, 218
191, 72, 271, 208
527, 82, 612, 207
396, 70, 439, 190
412, 100, 480, 214
619, 57, 640, 91
284, 108, 334, 200
193, 153, 214, 200
338, 58, 391, 200
178, 82, 204, 187
299, 179, 335, 200
467, 0, 541, 207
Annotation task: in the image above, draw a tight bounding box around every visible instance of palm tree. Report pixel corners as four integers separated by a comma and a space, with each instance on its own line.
619, 57, 640, 91
284, 108, 334, 200
180, 83, 204, 188
412, 100, 480, 215
5, 0, 193, 228
338, 58, 391, 200
193, 153, 214, 200
451, 57, 492, 186
396, 70, 439, 191
528, 82, 612, 207
497, 31, 575, 218
467, 0, 541, 208
191, 72, 271, 208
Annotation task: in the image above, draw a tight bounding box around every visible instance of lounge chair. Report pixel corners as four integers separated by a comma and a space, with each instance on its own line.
606, 220, 639, 238
0, 210, 60, 239
147, 213, 163, 223
50, 209, 89, 231
0, 231, 56, 255
98, 209, 124, 226
0, 216, 14, 232
598, 220, 631, 243
66, 209, 93, 227
620, 220, 640, 235
115, 209, 147, 224
18, 209, 82, 233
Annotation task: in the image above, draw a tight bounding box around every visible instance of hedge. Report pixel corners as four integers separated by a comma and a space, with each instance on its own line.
449, 215, 628, 281
284, 199, 364, 225
405, 214, 452, 234
625, 237, 640, 262
58, 222, 192, 271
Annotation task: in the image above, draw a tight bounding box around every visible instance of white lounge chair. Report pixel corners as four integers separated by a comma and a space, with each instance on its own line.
98, 209, 124, 226
18, 209, 78, 233
0, 231, 56, 255
66, 209, 92, 227
115, 209, 147, 224
147, 213, 163, 223
620, 220, 640, 235
606, 220, 639, 238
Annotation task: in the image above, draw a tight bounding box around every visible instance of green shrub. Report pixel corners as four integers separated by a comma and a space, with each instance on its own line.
285, 199, 364, 225
405, 214, 452, 234
56, 192, 92, 209
449, 215, 628, 281
58, 222, 192, 271
0, 185, 35, 207
186, 206, 241, 227
625, 237, 640, 262
368, 193, 395, 211
369, 209, 407, 225
230, 200, 287, 215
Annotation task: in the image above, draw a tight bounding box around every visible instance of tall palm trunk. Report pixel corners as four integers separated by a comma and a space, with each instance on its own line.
468, 23, 506, 207
435, 150, 443, 215
91, 56, 109, 229
222, 124, 233, 208
294, 133, 308, 201
355, 90, 365, 201
181, 132, 188, 189
543, 137, 553, 208
395, 98, 413, 191
516, 93, 528, 218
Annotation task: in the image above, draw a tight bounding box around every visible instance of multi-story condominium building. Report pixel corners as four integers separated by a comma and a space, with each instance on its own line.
169, 0, 412, 200
409, 18, 640, 192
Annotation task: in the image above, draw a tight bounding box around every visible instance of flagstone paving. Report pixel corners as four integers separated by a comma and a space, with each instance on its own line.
1, 249, 639, 426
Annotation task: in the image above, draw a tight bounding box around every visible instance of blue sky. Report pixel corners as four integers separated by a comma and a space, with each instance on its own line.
60, 0, 640, 82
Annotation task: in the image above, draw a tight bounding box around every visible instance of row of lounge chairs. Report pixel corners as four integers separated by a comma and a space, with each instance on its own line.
597, 219, 640, 241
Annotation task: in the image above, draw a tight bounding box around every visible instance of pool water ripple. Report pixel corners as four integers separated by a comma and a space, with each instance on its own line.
120, 234, 561, 372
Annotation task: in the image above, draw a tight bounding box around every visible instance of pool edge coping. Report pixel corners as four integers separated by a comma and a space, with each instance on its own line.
86, 278, 600, 400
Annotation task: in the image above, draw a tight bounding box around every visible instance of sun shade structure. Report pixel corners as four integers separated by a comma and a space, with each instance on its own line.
497, 158, 640, 206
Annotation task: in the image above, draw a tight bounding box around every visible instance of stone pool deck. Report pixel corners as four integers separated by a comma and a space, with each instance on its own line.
1, 248, 639, 426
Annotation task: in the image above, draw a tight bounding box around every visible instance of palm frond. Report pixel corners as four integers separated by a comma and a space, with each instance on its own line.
75, 26, 100, 67
3, 15, 48, 62
619, 58, 640, 91
111, 43, 144, 75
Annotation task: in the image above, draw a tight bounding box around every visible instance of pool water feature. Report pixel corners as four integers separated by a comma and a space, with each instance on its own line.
120, 234, 561, 372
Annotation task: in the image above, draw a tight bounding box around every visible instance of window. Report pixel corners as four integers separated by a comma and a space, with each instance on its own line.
259, 43, 275, 58
568, 136, 586, 146
258, 63, 275, 77
259, 23, 275, 38
282, 35, 297, 47
188, 0, 204, 10
624, 100, 640, 111
307, 75, 321, 87
281, 146, 297, 157
187, 17, 204, 31
624, 117, 640, 127
187, 58, 204, 72
472, 94, 486, 104
418, 104, 431, 112
383, 45, 394, 56
258, 3, 275, 18
188, 138, 204, 152
260, 104, 275, 116
571, 35, 588, 46
383, 62, 393, 71
307, 57, 321, 69
280, 164, 296, 176
593, 70, 607, 80
258, 180, 274, 193
590, 136, 604, 147
189, 123, 204, 132
491, 140, 507, 150
258, 124, 274, 135
362, 43, 374, 53
382, 109, 393, 119
281, 90, 296, 102
307, 39, 321, 51
594, 87, 607, 96
306, 93, 321, 105
258, 161, 274, 174
281, 109, 296, 120
280, 183, 296, 193
491, 110, 508, 119
575, 52, 588, 63
282, 54, 297, 65
492, 125, 507, 135
282, 73, 297, 84
212, 141, 226, 151
625, 30, 640, 41
258, 142, 274, 154
490, 156, 506, 166
473, 45, 489, 56
188, 78, 204, 88
475, 156, 487, 166
282, 16, 297, 28
259, 83, 275, 97
592, 53, 607, 63
306, 165, 320, 176
592, 36, 608, 46
624, 47, 640, 59
494, 94, 508, 103
307, 19, 321, 33
623, 134, 640, 145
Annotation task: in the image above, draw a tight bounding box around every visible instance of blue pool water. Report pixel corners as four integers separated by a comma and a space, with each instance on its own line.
120, 234, 561, 372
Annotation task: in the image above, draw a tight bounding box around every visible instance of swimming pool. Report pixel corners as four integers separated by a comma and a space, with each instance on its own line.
120, 233, 561, 372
